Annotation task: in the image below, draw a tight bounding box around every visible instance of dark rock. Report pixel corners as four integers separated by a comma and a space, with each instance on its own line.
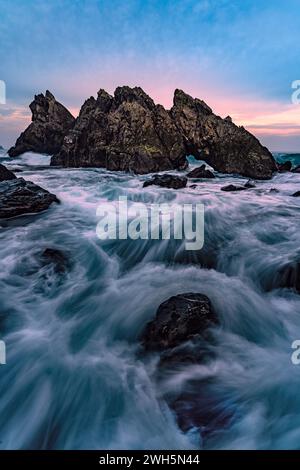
292, 165, 300, 173
221, 184, 247, 192
0, 164, 17, 181
11, 86, 276, 179
292, 191, 300, 197
0, 177, 59, 218
51, 87, 187, 174
244, 179, 256, 188
269, 188, 279, 193
8, 90, 75, 157
40, 248, 71, 274
278, 161, 292, 172
171, 89, 276, 180
141, 293, 218, 352
143, 174, 187, 189
276, 261, 300, 293
189, 184, 198, 189
187, 164, 215, 179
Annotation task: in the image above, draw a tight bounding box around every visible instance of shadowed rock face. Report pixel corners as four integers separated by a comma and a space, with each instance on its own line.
10, 87, 276, 179
8, 91, 75, 158
0, 164, 17, 181
171, 89, 277, 180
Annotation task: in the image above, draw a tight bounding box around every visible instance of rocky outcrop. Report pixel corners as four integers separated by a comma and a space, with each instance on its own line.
0, 164, 17, 181
171, 89, 276, 179
143, 174, 187, 189
141, 293, 218, 352
8, 91, 75, 157
51, 87, 187, 174
10, 86, 276, 178
0, 166, 59, 218
187, 164, 215, 179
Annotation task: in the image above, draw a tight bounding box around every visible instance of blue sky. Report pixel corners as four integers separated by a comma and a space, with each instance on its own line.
1, 0, 300, 150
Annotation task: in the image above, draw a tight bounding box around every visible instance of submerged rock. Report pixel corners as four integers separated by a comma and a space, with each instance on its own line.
292, 165, 300, 173
8, 91, 75, 157
278, 161, 292, 172
143, 174, 187, 189
10, 86, 276, 178
292, 191, 300, 197
0, 171, 59, 219
187, 164, 215, 179
141, 293, 218, 352
221, 184, 247, 192
0, 164, 17, 181
40, 248, 71, 274
244, 180, 256, 188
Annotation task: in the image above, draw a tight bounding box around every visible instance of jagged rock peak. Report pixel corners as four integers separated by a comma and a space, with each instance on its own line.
8, 91, 75, 157
173, 89, 213, 115
114, 86, 156, 110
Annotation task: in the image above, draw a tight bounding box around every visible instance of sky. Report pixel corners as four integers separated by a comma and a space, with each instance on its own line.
0, 0, 300, 151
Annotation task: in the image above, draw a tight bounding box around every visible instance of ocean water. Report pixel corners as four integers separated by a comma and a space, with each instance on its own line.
0, 150, 300, 449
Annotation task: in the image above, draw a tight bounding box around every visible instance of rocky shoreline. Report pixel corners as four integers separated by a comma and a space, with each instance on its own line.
9, 86, 277, 179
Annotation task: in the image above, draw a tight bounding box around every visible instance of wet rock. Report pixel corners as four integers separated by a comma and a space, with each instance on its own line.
278, 161, 292, 172
187, 164, 215, 179
292, 165, 300, 173
141, 293, 218, 352
189, 184, 198, 189
221, 184, 247, 192
0, 177, 59, 218
0, 164, 17, 181
8, 91, 75, 157
244, 180, 256, 188
40, 248, 71, 274
292, 191, 300, 197
275, 261, 300, 293
143, 174, 187, 189
269, 188, 280, 193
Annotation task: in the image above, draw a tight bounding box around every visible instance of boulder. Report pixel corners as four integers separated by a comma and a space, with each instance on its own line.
141, 293, 218, 352
0, 164, 17, 181
187, 164, 215, 179
8, 91, 75, 157
0, 174, 59, 219
143, 174, 187, 189
292, 191, 300, 197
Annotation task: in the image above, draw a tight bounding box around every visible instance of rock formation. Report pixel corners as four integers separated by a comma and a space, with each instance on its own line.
51, 87, 187, 173
10, 86, 277, 179
8, 91, 75, 157
0, 165, 59, 218
171, 89, 276, 179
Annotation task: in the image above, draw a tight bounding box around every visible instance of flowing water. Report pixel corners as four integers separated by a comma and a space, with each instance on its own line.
0, 150, 300, 449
